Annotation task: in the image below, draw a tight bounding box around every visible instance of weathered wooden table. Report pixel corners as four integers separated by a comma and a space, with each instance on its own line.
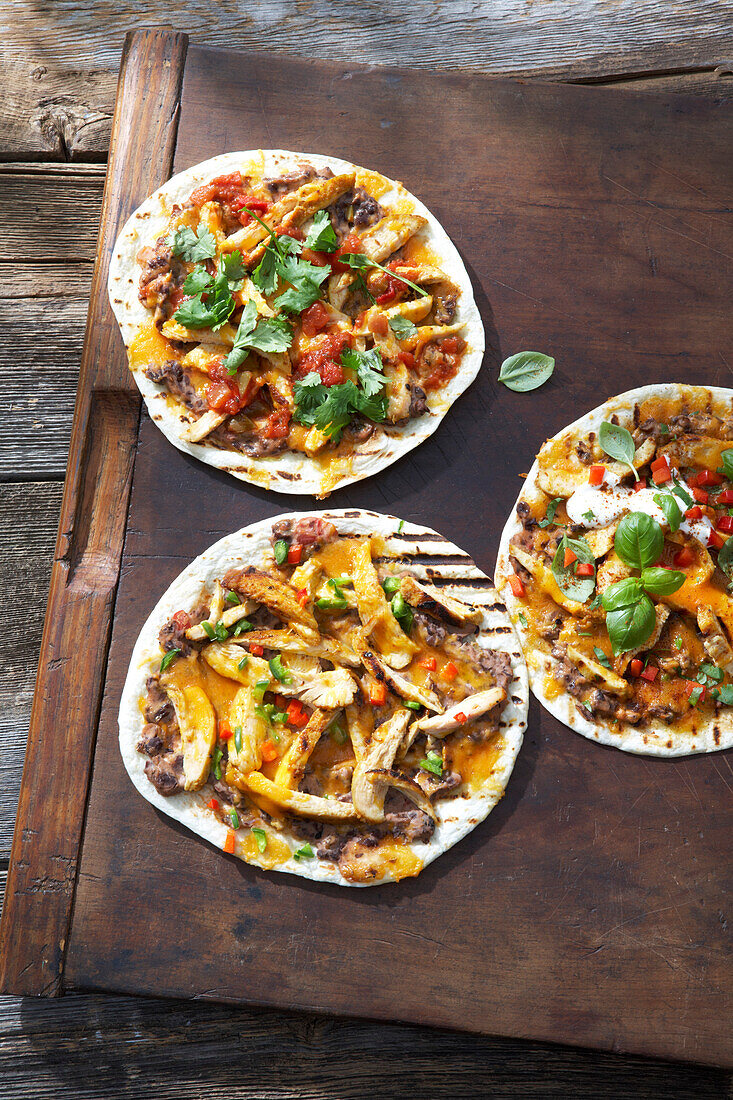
1, 4, 732, 1096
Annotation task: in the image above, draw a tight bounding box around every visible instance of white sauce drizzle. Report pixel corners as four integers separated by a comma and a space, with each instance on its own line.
565, 469, 712, 547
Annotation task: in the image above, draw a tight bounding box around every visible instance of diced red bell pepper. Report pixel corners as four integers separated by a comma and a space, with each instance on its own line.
708, 529, 725, 550
261, 739, 279, 763
717, 489, 733, 504
369, 682, 387, 706
633, 478, 647, 492
509, 574, 526, 598
419, 656, 437, 671
442, 661, 458, 681
692, 487, 709, 504
223, 830, 236, 854
718, 515, 733, 533
287, 701, 309, 727
287, 544, 303, 565
218, 719, 232, 740
629, 659, 644, 677
651, 455, 669, 473
641, 665, 658, 682
208, 798, 219, 811
296, 587, 309, 606
563, 548, 578, 568
575, 563, 594, 577
684, 506, 703, 520
589, 466, 605, 485
454, 712, 467, 724
696, 468, 723, 487
652, 465, 672, 485
672, 547, 694, 567
250, 643, 264, 657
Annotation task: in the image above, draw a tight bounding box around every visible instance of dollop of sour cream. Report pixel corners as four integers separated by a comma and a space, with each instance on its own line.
565, 469, 712, 547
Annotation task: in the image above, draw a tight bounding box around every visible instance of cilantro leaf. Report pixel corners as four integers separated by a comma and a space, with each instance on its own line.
182, 267, 213, 295
304, 210, 339, 253
312, 381, 361, 438
220, 250, 246, 289
292, 372, 327, 426
341, 346, 387, 397
174, 271, 235, 331
293, 362, 388, 441
274, 277, 326, 314
223, 300, 293, 374
389, 315, 418, 341
339, 253, 428, 297
251, 248, 278, 295
168, 225, 217, 262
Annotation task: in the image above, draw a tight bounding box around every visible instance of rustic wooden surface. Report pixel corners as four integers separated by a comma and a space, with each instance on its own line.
2, 6, 733, 1096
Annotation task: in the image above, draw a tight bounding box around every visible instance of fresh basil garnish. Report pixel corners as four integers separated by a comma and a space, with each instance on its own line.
605, 594, 656, 654
639, 567, 685, 597
498, 351, 555, 393
717, 449, 733, 480
551, 535, 596, 602
539, 497, 563, 529
598, 421, 638, 480
614, 512, 664, 571
593, 647, 612, 669
671, 480, 694, 509
653, 492, 682, 533
600, 578, 644, 612
388, 315, 418, 341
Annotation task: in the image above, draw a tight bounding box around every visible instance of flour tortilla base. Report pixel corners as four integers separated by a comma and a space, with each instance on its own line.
108, 150, 485, 497
495, 383, 733, 757
119, 510, 528, 886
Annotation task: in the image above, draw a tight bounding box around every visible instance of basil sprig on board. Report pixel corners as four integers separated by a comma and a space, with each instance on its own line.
602, 513, 685, 652
599, 421, 639, 481
498, 351, 555, 393
551, 535, 596, 603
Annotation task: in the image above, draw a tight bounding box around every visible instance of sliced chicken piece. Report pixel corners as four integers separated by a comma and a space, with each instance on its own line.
351, 709, 411, 822
202, 642, 270, 684
273, 708, 331, 788
186, 599, 257, 642
304, 425, 330, 456
181, 345, 234, 374
289, 558, 321, 594
160, 319, 237, 346
228, 628, 361, 667
239, 771, 358, 821
659, 435, 733, 474
277, 668, 358, 709
413, 688, 505, 737
226, 685, 269, 777
384, 359, 412, 422
352, 296, 434, 337
583, 523, 618, 560
165, 682, 217, 791
223, 173, 356, 256
365, 768, 437, 822
327, 212, 427, 308
351, 539, 419, 669
697, 606, 733, 672
358, 643, 443, 713
239, 276, 274, 316
405, 322, 466, 356
508, 543, 590, 617
536, 435, 655, 498
345, 701, 373, 762
223, 566, 320, 643
595, 550, 633, 594
198, 200, 228, 250
399, 574, 483, 627
565, 644, 629, 697
180, 408, 227, 443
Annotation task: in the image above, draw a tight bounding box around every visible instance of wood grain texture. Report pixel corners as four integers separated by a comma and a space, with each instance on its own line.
0, 484, 62, 858
0, 28, 189, 998
66, 48, 733, 1067
0, 164, 104, 259
1, 0, 732, 79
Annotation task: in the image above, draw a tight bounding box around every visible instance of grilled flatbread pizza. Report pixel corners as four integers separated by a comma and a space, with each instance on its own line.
496, 383, 733, 756
109, 151, 484, 497
119, 511, 527, 886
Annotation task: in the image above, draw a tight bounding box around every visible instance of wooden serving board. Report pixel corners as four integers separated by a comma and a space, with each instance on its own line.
2, 30, 732, 1068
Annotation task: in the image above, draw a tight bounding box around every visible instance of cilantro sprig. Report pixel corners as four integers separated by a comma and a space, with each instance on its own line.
223, 300, 293, 374
168, 225, 217, 262
339, 253, 428, 298
293, 347, 388, 440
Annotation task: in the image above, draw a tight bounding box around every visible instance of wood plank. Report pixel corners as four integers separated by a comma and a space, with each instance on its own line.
0, 166, 104, 260
0, 483, 62, 859
0, 28, 189, 999
68, 52, 733, 1065
0, 983, 727, 1100
1, 2, 731, 79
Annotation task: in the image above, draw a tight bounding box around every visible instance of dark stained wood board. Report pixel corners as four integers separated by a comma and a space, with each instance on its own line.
45, 46, 733, 1065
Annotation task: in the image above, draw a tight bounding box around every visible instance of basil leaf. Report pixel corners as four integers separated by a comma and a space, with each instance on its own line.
653, 492, 682, 533
498, 351, 555, 393
605, 594, 656, 654
601, 578, 644, 612
718, 536, 733, 587
273, 539, 288, 565
599, 421, 638, 480
593, 647, 612, 669
614, 512, 664, 570
160, 648, 181, 672
639, 567, 685, 596
304, 210, 338, 252
671, 480, 694, 509
551, 535, 596, 603
717, 449, 733, 479
388, 315, 418, 341
539, 496, 563, 529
